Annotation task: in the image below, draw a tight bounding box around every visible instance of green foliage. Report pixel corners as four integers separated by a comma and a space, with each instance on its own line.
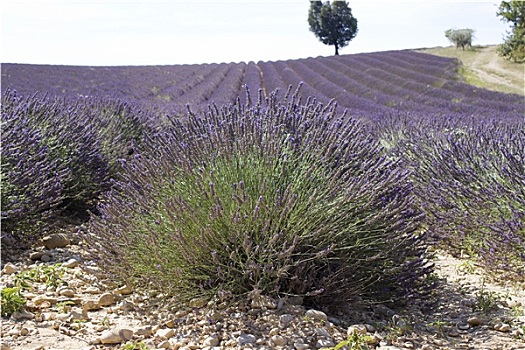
498, 27, 525, 62
498, 1, 525, 30
322, 333, 372, 350
445, 28, 475, 50
498, 1, 525, 62
121, 341, 150, 350
473, 280, 502, 314
1, 287, 26, 317
14, 263, 67, 290
308, 1, 358, 55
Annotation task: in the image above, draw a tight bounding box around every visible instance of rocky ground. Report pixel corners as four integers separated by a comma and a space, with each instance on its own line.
1, 228, 524, 350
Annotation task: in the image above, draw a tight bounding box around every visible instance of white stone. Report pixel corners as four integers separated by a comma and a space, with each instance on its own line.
347, 324, 368, 335
2, 263, 19, 274
189, 297, 207, 308
97, 293, 115, 307
271, 335, 287, 346
63, 259, 80, 268
155, 328, 175, 340
82, 300, 101, 311
157, 340, 171, 348
316, 339, 335, 348
305, 309, 327, 321
237, 333, 256, 345
294, 342, 310, 350
85, 286, 101, 294
279, 313, 294, 325
203, 334, 220, 346
99, 328, 134, 344
494, 322, 511, 332
114, 284, 133, 295
42, 233, 71, 249
467, 316, 483, 326
58, 289, 75, 297
33, 295, 58, 306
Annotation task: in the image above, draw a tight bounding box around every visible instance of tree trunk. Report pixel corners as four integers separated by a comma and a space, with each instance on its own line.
335, 44, 339, 55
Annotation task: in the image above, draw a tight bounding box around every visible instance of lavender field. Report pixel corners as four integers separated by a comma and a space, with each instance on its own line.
1, 49, 524, 307
2, 50, 523, 119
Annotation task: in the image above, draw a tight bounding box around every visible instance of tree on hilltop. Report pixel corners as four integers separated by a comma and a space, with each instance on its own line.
497, 0, 525, 62
445, 28, 475, 50
308, 1, 358, 55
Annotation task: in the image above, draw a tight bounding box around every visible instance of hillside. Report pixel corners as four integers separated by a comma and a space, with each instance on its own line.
419, 45, 525, 96
2, 49, 523, 120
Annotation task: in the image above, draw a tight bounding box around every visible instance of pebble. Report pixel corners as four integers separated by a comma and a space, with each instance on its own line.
237, 333, 256, 345
58, 289, 75, 298
114, 284, 133, 295
305, 309, 327, 321
98, 328, 133, 344
155, 328, 175, 340
63, 259, 80, 268
294, 342, 310, 350
11, 310, 35, 320
97, 293, 115, 307
271, 335, 287, 346
2, 263, 19, 274
493, 322, 510, 332
203, 334, 220, 346
42, 233, 71, 249
279, 313, 294, 325
85, 286, 101, 294
82, 300, 101, 311
467, 316, 483, 326
189, 297, 207, 308
347, 324, 368, 335
29, 252, 45, 260
33, 295, 58, 306
316, 339, 335, 348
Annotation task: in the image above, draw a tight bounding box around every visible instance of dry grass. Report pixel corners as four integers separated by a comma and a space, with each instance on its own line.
417, 45, 524, 96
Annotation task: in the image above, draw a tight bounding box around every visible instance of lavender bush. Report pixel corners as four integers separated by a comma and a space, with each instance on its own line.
1, 90, 152, 239
85, 89, 434, 307
1, 91, 69, 236
375, 114, 525, 282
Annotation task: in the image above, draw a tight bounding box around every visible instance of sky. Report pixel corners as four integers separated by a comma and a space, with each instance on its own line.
1, 1, 511, 66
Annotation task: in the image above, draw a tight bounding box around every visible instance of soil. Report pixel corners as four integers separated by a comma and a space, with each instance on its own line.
1, 234, 524, 350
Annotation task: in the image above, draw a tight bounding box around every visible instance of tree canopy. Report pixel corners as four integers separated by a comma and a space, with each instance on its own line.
445, 28, 475, 50
308, 1, 358, 55
497, 1, 525, 62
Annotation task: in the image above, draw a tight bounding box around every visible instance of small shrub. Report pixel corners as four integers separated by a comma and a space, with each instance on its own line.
378, 116, 525, 283
85, 89, 434, 307
14, 263, 67, 290
1, 91, 70, 236
1, 287, 26, 317
1, 90, 152, 238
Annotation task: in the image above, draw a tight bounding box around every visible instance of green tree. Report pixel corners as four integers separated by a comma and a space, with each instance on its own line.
445, 28, 475, 50
497, 1, 525, 62
308, 1, 358, 55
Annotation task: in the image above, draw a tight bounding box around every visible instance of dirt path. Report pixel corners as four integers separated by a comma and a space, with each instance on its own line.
470, 46, 524, 94
419, 45, 525, 96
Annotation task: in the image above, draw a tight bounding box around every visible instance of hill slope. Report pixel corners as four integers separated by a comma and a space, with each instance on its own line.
2, 49, 523, 120
419, 45, 524, 96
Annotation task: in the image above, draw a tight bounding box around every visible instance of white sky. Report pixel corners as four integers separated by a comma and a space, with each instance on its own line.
1, 1, 510, 66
